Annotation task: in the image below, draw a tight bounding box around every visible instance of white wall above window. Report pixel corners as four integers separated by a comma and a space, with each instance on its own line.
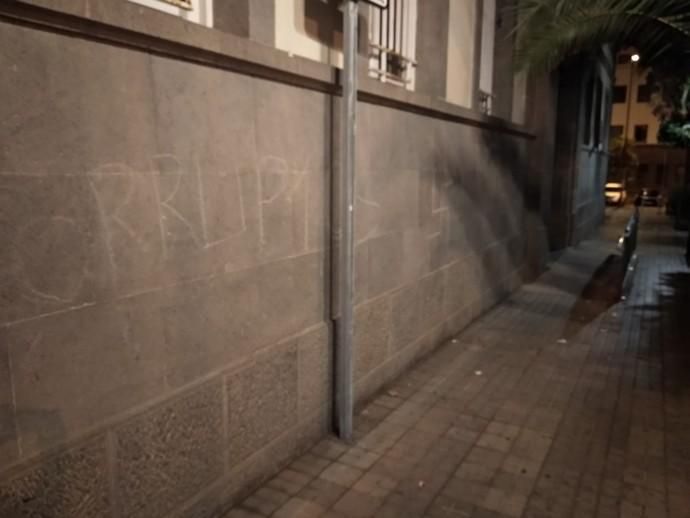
127, 0, 213, 27
446, 0, 477, 108
479, 0, 496, 96
274, 0, 343, 68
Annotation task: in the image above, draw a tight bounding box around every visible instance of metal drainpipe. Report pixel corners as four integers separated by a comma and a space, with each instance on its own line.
334, 0, 358, 442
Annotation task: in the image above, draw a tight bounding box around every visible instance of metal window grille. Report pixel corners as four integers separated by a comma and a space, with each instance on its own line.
368, 0, 417, 89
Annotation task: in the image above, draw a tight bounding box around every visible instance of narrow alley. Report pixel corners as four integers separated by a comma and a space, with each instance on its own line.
4, 3, 690, 518
224, 208, 690, 518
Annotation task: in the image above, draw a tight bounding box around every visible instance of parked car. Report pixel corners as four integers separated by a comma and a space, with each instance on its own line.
604, 182, 627, 206
637, 188, 662, 206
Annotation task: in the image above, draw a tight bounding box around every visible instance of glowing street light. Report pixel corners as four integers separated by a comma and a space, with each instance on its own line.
623, 52, 641, 155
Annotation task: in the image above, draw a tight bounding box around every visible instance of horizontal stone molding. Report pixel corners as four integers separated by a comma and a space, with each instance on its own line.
2, 0, 535, 140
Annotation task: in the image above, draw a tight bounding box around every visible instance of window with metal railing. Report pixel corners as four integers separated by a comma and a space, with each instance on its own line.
367, 0, 417, 90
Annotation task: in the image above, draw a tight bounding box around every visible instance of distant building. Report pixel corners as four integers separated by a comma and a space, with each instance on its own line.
610, 50, 689, 194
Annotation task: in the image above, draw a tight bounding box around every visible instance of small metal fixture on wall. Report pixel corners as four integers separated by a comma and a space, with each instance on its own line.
479, 90, 494, 116
159, 0, 192, 10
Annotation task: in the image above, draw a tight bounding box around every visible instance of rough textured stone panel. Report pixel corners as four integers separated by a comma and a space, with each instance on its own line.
0, 343, 18, 467
227, 344, 299, 464
0, 437, 110, 518
298, 325, 331, 419
354, 297, 392, 381
115, 380, 223, 518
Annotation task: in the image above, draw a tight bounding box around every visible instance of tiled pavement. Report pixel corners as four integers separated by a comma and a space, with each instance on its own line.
223, 209, 690, 518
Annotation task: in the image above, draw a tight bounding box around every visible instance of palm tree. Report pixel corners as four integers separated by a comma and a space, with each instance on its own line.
514, 0, 690, 71
516, 0, 690, 150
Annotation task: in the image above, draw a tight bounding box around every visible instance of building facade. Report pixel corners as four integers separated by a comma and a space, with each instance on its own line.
553, 52, 615, 247
610, 51, 689, 193
0, 1, 611, 516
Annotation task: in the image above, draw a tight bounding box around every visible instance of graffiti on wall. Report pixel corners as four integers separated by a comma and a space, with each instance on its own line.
0, 153, 322, 325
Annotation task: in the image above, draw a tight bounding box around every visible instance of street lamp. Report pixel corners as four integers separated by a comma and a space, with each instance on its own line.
623, 53, 640, 190
625, 53, 640, 144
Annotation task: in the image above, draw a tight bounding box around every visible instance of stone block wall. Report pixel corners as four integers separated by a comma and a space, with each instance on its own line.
0, 12, 529, 518
351, 103, 529, 402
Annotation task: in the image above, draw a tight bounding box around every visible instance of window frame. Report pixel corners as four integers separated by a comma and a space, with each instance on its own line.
367, 0, 418, 90
126, 0, 212, 27
160, 0, 192, 8
637, 83, 651, 103
613, 85, 627, 104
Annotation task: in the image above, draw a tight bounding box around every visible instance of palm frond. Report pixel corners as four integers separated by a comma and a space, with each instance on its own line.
514, 0, 690, 71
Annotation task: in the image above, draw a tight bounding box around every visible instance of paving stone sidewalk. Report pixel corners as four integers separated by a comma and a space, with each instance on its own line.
224, 209, 690, 518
